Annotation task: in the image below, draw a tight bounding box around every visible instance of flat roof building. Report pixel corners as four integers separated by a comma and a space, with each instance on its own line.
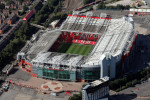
23, 10, 35, 21
2, 64, 13, 75
82, 76, 109, 100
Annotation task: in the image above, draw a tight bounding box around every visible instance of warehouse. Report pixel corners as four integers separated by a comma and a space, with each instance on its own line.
17, 11, 137, 82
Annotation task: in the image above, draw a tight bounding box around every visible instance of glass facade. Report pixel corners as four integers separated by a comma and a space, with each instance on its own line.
82, 68, 100, 81
42, 68, 76, 81
32, 66, 101, 81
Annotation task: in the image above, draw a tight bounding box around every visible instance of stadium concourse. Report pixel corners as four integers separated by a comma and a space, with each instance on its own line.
17, 11, 137, 82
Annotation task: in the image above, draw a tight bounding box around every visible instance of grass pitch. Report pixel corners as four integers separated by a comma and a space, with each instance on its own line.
57, 43, 93, 56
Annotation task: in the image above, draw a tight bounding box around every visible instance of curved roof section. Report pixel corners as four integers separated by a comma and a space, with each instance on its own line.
83, 17, 135, 65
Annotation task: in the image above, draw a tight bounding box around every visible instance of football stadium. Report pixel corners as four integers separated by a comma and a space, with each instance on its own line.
17, 11, 137, 82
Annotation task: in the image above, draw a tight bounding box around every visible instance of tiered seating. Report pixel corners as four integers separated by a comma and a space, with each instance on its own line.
60, 31, 100, 43
49, 37, 62, 51
72, 39, 96, 45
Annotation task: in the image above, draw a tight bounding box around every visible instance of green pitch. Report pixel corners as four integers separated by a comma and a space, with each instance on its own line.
57, 43, 93, 56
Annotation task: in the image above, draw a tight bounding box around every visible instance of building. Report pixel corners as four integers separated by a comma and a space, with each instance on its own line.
17, 11, 137, 82
50, 20, 60, 28
2, 64, 13, 75
7, 14, 18, 24
82, 76, 109, 100
0, 20, 22, 51
130, 8, 150, 16
0, 12, 7, 24
0, 23, 9, 34
23, 10, 35, 21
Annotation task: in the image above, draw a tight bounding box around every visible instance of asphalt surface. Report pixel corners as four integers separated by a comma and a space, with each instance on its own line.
0, 84, 69, 100
8, 67, 31, 81
0, 66, 72, 100
110, 80, 150, 100
92, 10, 129, 18
144, 0, 150, 7
133, 16, 150, 29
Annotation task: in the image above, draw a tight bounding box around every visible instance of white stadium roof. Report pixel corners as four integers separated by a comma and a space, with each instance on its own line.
21, 12, 135, 69
83, 17, 134, 65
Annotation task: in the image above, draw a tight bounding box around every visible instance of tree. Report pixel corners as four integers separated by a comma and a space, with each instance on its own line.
47, 0, 59, 6
68, 92, 82, 100
132, 79, 137, 85
23, 5, 28, 12
6, 0, 14, 5
83, 0, 95, 5
54, 5, 61, 13
97, 2, 106, 9
126, 82, 132, 87
17, 0, 24, 3
0, 3, 5, 10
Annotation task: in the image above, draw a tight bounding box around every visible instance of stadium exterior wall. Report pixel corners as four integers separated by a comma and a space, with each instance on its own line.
31, 65, 76, 81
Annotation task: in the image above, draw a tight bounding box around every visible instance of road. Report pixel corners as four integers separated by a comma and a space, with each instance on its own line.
110, 80, 150, 100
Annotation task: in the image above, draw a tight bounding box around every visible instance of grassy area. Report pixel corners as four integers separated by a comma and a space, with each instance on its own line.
57, 43, 93, 56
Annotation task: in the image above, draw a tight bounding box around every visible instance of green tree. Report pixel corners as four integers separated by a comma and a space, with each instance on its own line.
23, 5, 28, 11
17, 0, 24, 3
97, 2, 106, 9
68, 92, 82, 100
132, 79, 137, 85
0, 3, 5, 10
83, 0, 95, 5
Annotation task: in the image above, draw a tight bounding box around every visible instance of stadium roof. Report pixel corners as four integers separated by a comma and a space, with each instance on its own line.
60, 12, 110, 34
83, 17, 135, 65
21, 29, 61, 60
32, 52, 84, 67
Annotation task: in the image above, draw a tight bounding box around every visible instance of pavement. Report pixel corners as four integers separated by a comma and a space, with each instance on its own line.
107, 0, 135, 6
0, 84, 70, 100
0, 66, 83, 100
133, 16, 150, 32
144, 0, 150, 7
110, 80, 150, 100
90, 10, 129, 19
8, 66, 31, 81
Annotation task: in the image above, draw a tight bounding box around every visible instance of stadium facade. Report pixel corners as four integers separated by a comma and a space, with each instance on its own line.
17, 11, 137, 82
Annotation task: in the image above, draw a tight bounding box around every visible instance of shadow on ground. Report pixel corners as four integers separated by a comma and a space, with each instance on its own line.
110, 93, 137, 100
8, 67, 19, 75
